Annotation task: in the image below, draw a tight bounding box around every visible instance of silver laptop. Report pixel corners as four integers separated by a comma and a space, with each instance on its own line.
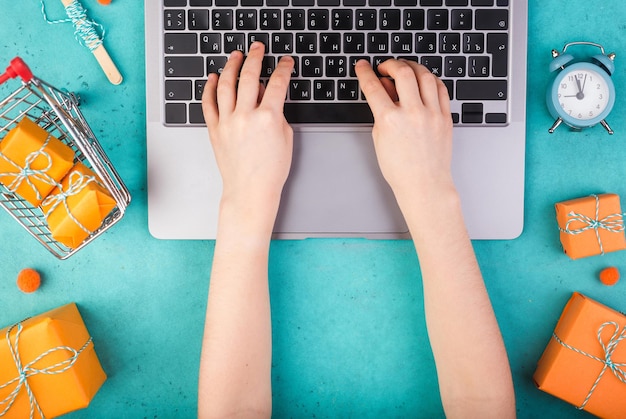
145, 0, 527, 240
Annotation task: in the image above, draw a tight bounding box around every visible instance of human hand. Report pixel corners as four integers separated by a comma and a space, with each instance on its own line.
355, 59, 454, 205
202, 42, 295, 219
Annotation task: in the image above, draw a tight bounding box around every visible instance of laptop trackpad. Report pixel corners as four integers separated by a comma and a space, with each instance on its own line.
274, 130, 408, 237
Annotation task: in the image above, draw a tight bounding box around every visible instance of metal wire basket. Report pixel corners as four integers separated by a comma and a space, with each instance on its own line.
0, 57, 130, 259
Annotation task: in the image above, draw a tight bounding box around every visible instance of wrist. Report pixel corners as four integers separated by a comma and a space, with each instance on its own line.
217, 192, 280, 241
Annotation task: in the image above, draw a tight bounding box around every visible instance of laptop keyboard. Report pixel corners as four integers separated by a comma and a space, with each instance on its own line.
162, 0, 511, 125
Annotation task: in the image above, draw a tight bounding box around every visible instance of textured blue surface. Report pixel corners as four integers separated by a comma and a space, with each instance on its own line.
1, 1, 625, 417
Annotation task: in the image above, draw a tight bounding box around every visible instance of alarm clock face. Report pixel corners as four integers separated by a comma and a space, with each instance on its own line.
555, 66, 613, 122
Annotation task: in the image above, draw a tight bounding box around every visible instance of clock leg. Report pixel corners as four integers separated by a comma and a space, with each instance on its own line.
600, 119, 614, 135
548, 117, 563, 133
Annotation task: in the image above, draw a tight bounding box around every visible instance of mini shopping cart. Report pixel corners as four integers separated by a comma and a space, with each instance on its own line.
0, 57, 130, 259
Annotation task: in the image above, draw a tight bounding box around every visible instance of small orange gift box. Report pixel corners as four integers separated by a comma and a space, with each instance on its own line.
0, 118, 75, 206
0, 303, 106, 418
41, 162, 116, 248
556, 193, 626, 259
534, 293, 626, 418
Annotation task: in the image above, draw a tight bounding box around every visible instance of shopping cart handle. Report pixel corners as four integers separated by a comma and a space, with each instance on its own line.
0, 57, 33, 85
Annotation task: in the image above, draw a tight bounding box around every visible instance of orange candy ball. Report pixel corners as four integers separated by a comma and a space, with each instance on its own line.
599, 267, 620, 286
17, 268, 41, 293
97, 0, 112, 4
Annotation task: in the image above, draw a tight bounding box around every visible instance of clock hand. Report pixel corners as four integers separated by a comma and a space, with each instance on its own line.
581, 74, 587, 92
574, 76, 584, 100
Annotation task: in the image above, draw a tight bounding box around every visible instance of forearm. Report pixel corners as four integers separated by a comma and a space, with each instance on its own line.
400, 186, 515, 418
198, 201, 276, 418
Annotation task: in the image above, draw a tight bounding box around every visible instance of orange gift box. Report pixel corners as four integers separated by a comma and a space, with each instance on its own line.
556, 194, 626, 259
0, 118, 75, 206
534, 293, 626, 418
0, 303, 106, 418
41, 162, 116, 248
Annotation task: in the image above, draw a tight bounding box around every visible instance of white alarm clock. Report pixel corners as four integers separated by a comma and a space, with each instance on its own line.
547, 42, 616, 134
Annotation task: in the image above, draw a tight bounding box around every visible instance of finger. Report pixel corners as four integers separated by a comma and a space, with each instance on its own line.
260, 55, 294, 112
236, 42, 266, 109
400, 61, 443, 109
354, 59, 395, 116
376, 59, 422, 108
216, 50, 244, 114
201, 73, 220, 130
379, 77, 399, 102
436, 77, 452, 116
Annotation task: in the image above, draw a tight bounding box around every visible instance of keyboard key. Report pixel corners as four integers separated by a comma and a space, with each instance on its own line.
439, 33, 460, 53
475, 9, 508, 30
165, 56, 204, 77
344, 33, 365, 53
195, 80, 206, 100
190, 0, 213, 5
318, 0, 340, 5
468, 56, 489, 77
189, 103, 206, 124
267, 0, 289, 4
471, 0, 493, 5
165, 0, 187, 7
368, 33, 388, 53
224, 32, 246, 52
308, 10, 329, 30
241, 0, 262, 5
421, 56, 443, 76
165, 103, 187, 124
349, 56, 370, 76
165, 33, 198, 54
427, 9, 448, 30
391, 33, 412, 54
456, 80, 507, 100
320, 33, 342, 53
249, 33, 270, 51
296, 33, 317, 53
369, 0, 391, 5
165, 80, 192, 100
487, 33, 508, 77
344, 0, 366, 5
445, 56, 466, 77
290, 80, 312, 100
188, 10, 209, 30
463, 33, 484, 53
293, 0, 314, 5
215, 0, 237, 5
212, 10, 234, 30
284, 103, 373, 123
325, 56, 348, 77
421, 0, 442, 5
451, 9, 472, 30
285, 10, 306, 30
261, 9, 282, 30
403, 9, 425, 30
207, 56, 228, 74
261, 56, 276, 76
355, 9, 377, 30
462, 103, 483, 123
415, 33, 436, 53
445, 0, 467, 5
313, 80, 335, 100
332, 10, 353, 30
379, 10, 400, 30
272, 33, 294, 53
486, 113, 507, 123
237, 10, 258, 30
394, 0, 417, 5
200, 33, 221, 53
302, 56, 324, 76
337, 79, 360, 100
164, 10, 185, 30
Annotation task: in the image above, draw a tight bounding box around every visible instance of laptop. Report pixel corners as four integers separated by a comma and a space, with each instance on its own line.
145, 0, 527, 239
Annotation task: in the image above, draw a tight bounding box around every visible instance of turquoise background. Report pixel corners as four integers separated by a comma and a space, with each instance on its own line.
1, 1, 625, 417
